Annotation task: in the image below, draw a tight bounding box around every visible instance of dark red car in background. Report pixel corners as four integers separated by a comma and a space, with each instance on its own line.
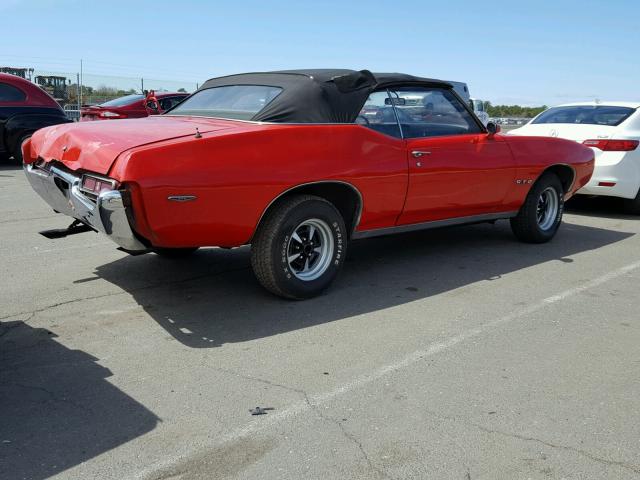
80, 91, 188, 121
0, 73, 70, 164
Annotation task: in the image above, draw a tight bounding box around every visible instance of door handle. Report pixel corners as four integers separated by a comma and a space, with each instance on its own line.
411, 150, 431, 158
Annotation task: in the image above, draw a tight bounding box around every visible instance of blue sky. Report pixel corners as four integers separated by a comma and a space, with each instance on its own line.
2, 0, 638, 105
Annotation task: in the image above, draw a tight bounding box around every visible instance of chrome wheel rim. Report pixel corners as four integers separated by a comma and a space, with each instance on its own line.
537, 187, 559, 231
287, 218, 334, 281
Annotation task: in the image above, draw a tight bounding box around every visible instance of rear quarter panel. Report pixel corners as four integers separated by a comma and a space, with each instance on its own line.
111, 123, 408, 247
503, 135, 594, 208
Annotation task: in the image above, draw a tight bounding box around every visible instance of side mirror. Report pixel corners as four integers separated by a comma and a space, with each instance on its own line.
486, 121, 501, 135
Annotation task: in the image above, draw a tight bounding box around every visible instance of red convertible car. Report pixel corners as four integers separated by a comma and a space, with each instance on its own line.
23, 69, 594, 299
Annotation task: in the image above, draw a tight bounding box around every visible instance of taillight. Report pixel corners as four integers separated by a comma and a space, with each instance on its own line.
99, 110, 125, 118
583, 139, 639, 151
80, 174, 118, 197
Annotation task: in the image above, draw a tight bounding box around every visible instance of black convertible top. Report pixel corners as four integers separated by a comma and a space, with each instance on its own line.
197, 69, 452, 123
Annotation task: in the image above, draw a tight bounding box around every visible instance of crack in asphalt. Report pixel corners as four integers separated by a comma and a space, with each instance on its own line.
472, 423, 640, 475
215, 367, 640, 478
312, 406, 394, 480
0, 265, 251, 322
0, 291, 128, 322
417, 406, 640, 476
214, 367, 393, 480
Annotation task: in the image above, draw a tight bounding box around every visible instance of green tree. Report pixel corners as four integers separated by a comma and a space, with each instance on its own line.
486, 104, 547, 118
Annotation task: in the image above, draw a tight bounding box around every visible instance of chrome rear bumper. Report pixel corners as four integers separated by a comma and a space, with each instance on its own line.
24, 162, 147, 252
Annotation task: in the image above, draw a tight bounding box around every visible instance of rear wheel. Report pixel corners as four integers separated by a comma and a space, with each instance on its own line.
153, 247, 199, 257
251, 195, 347, 299
510, 172, 564, 243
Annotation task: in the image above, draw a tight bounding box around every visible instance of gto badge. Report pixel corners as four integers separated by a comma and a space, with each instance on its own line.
516, 179, 533, 184
167, 195, 197, 202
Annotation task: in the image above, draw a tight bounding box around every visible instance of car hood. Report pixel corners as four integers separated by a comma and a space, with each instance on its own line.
508, 123, 615, 143
29, 116, 236, 175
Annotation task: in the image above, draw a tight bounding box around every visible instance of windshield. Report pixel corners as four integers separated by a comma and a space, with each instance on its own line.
166, 85, 283, 120
99, 94, 145, 107
533, 105, 635, 126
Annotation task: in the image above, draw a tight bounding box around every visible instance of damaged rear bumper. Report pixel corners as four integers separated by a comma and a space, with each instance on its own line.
24, 162, 147, 252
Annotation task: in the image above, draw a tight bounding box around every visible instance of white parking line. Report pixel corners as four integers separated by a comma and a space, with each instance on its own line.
137, 259, 640, 479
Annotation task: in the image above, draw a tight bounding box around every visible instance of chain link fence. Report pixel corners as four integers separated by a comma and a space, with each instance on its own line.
2, 66, 201, 120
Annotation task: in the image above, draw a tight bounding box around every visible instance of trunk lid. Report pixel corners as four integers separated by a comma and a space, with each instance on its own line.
509, 123, 615, 143
30, 116, 236, 175
80, 105, 105, 121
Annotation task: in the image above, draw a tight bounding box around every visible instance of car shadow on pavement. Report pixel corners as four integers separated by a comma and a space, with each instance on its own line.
93, 220, 634, 349
566, 195, 639, 220
0, 322, 159, 480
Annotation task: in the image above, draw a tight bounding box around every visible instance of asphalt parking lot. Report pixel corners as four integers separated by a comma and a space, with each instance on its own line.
1, 164, 639, 480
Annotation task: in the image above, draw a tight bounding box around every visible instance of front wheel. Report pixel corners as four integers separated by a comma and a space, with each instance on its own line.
510, 172, 564, 243
251, 195, 347, 299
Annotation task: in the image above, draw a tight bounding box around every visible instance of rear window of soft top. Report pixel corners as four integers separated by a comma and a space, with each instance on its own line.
166, 85, 283, 120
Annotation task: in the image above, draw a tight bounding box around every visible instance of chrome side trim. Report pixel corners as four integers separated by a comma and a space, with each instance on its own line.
255, 180, 364, 237
168, 195, 197, 202
351, 211, 519, 240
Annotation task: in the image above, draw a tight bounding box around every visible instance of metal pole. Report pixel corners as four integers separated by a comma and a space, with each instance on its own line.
141, 78, 144, 93
79, 59, 83, 106
76, 73, 81, 120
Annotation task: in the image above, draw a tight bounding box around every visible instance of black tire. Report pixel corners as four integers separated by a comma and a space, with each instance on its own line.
251, 195, 347, 299
153, 247, 199, 257
510, 172, 564, 243
12, 135, 31, 166
622, 189, 640, 215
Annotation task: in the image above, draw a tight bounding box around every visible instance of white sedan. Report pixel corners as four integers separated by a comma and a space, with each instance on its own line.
509, 102, 640, 213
